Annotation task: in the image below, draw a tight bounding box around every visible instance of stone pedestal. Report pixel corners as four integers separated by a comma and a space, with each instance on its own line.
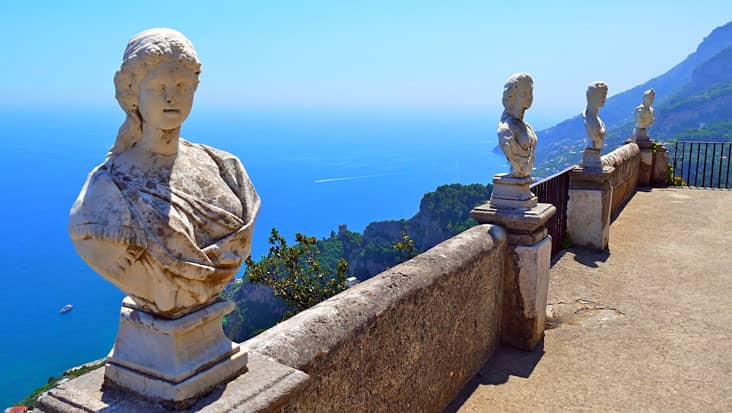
36, 352, 309, 413
567, 166, 614, 251
103, 298, 249, 408
471, 191, 555, 351
633, 130, 654, 186
652, 144, 669, 187
581, 147, 603, 171
489, 173, 538, 210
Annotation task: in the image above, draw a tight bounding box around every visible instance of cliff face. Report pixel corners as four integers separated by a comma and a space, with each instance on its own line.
536, 22, 732, 175
337, 183, 491, 280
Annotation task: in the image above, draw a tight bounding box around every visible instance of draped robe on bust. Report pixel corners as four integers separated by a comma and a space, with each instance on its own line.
69, 139, 260, 315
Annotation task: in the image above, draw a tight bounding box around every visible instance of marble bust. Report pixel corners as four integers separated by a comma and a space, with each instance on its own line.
634, 88, 655, 140
583, 81, 608, 151
498, 73, 537, 178
69, 29, 260, 318
635, 88, 656, 128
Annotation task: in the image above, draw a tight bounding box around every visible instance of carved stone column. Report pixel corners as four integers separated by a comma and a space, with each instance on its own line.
652, 144, 669, 186
567, 165, 614, 250
471, 175, 556, 351
634, 129, 654, 187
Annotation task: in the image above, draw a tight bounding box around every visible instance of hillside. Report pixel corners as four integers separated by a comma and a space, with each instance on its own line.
324, 183, 491, 278
536, 22, 732, 175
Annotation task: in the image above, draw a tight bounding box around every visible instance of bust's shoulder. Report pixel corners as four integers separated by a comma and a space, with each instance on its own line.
498, 115, 530, 136
498, 114, 517, 135
181, 139, 238, 163
69, 164, 145, 245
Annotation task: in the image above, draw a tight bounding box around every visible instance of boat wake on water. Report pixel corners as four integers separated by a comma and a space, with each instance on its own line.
313, 173, 399, 184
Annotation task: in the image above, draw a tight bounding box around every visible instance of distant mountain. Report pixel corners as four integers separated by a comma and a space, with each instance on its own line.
536, 21, 732, 175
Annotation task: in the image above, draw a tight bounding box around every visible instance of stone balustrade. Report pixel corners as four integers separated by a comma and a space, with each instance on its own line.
602, 143, 641, 218
39, 224, 509, 412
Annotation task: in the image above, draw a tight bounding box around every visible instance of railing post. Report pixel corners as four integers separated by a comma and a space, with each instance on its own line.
634, 128, 654, 186
471, 174, 556, 351
566, 163, 614, 251
652, 144, 669, 187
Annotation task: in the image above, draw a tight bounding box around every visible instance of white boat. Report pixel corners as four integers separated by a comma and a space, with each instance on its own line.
60, 304, 73, 314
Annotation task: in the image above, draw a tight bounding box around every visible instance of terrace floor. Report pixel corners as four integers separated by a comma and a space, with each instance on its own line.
447, 188, 732, 412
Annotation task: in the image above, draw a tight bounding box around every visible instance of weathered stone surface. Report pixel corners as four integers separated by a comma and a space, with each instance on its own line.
652, 144, 669, 187
638, 146, 654, 186
68, 28, 261, 318
470, 203, 555, 240
65, 27, 261, 406
36, 352, 309, 413
98, 298, 249, 406
497, 73, 537, 178
105, 350, 248, 408
581, 147, 603, 171
602, 143, 640, 217
501, 237, 551, 351
633, 88, 655, 142
569, 165, 615, 189
567, 184, 613, 250
241, 225, 507, 412
470, 202, 554, 352
631, 89, 660, 187
488, 173, 538, 210
583, 81, 608, 151
109, 298, 241, 383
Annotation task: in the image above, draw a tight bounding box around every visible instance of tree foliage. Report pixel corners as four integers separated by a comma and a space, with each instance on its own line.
245, 228, 348, 319
393, 231, 418, 261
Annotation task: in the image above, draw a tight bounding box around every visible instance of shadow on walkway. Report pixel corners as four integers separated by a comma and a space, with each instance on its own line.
572, 247, 610, 268
443, 341, 545, 413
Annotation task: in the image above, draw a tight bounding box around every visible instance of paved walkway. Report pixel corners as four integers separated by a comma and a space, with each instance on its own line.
447, 188, 732, 412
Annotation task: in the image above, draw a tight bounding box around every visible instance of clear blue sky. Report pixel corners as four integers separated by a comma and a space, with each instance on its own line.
1, 1, 729, 121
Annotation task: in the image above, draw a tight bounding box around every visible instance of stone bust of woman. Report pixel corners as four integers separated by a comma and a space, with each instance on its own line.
69, 29, 260, 318
634, 88, 655, 136
497, 73, 537, 178
583, 81, 609, 150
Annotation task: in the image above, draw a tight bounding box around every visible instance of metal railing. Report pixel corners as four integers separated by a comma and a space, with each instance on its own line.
531, 166, 573, 257
667, 141, 732, 188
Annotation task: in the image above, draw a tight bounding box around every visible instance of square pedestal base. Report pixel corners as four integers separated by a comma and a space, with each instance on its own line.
581, 147, 603, 171
105, 350, 248, 408
489, 173, 538, 210
471, 202, 555, 245
632, 128, 653, 149
36, 352, 310, 413
104, 298, 248, 407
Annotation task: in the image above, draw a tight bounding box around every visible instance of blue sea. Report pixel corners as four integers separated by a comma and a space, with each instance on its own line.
0, 105, 555, 406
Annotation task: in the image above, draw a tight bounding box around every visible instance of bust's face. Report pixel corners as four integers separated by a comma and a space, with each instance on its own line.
138, 59, 197, 131
643, 90, 655, 106
589, 88, 607, 109
509, 80, 533, 116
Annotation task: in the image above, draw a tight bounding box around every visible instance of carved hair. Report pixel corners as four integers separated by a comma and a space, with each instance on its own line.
108, 28, 201, 159
643, 88, 655, 104
586, 81, 609, 102
502, 73, 533, 111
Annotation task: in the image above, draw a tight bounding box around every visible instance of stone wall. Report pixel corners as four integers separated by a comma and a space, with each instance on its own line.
602, 143, 640, 218
241, 224, 507, 412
